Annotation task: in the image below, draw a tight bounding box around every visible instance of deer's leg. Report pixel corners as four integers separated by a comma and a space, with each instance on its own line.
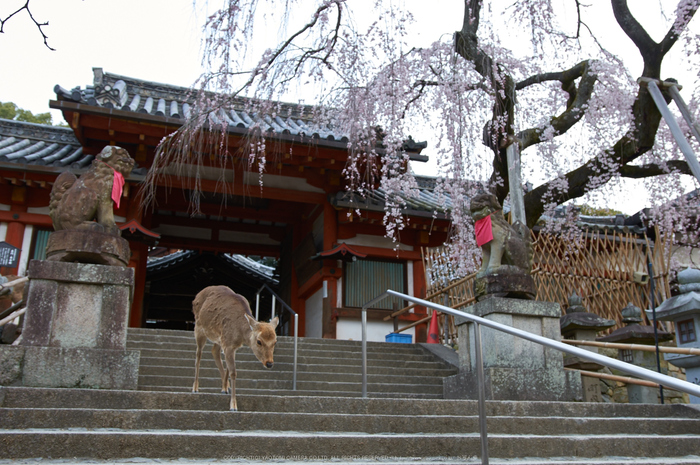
211, 343, 228, 393
223, 347, 238, 411
192, 328, 207, 393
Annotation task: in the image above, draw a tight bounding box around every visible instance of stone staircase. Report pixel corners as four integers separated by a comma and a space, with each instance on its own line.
0, 327, 699, 464
130, 327, 457, 398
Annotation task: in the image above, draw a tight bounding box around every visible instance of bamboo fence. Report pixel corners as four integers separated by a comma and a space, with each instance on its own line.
421, 227, 673, 345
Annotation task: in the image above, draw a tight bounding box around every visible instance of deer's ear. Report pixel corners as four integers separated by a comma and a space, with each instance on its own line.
269, 316, 279, 330
244, 313, 257, 330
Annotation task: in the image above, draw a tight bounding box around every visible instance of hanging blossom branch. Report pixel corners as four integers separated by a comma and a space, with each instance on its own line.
235, 0, 345, 95
0, 0, 54, 50
145, 1, 350, 213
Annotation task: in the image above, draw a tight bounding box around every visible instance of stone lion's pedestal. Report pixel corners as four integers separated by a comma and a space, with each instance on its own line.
444, 297, 582, 401
46, 230, 131, 267
1, 259, 139, 389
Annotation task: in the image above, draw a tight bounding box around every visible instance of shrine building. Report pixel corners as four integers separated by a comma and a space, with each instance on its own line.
0, 68, 451, 342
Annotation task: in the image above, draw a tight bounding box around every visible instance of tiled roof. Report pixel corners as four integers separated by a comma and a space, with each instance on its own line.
147, 250, 278, 285
54, 68, 347, 143
53, 68, 429, 159
0, 118, 87, 169
0, 118, 147, 177
331, 178, 452, 219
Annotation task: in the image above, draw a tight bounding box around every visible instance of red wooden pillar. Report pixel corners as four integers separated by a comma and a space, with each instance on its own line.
413, 258, 428, 343
128, 242, 148, 328
124, 187, 149, 328
1, 187, 28, 276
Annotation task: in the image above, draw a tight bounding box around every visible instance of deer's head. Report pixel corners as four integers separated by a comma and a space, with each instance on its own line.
245, 314, 278, 369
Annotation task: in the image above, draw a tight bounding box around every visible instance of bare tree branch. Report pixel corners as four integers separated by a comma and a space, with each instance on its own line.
0, 0, 54, 51
619, 160, 693, 178
233, 1, 344, 97
516, 61, 596, 151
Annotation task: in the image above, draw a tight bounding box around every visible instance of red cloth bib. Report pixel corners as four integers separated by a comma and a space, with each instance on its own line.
474, 214, 493, 247
111, 169, 125, 208
101, 161, 125, 208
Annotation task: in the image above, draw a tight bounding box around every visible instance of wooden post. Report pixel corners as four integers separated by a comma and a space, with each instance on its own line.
506, 143, 526, 225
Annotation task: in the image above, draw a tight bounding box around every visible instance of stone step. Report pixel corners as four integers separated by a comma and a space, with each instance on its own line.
137, 374, 445, 395
1, 428, 698, 461
127, 342, 438, 362
138, 363, 456, 381
4, 458, 700, 465
138, 356, 456, 377
128, 334, 425, 350
2, 406, 699, 435
127, 331, 421, 348
134, 386, 446, 399
135, 350, 450, 369
4, 387, 698, 418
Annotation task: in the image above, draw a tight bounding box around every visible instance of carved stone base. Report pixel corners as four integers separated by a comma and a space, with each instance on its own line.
0, 260, 139, 390
46, 229, 131, 267
474, 265, 536, 301
0, 346, 139, 390
444, 297, 582, 401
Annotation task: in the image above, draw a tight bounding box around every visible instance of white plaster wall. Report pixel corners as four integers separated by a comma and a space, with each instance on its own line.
305, 287, 323, 338
336, 317, 415, 343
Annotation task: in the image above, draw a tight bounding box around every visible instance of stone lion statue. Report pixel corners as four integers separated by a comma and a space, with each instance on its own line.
49, 146, 134, 236
470, 192, 533, 277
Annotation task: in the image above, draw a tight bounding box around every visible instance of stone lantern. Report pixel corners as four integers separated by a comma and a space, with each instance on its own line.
597, 302, 673, 403
652, 267, 700, 404
560, 292, 616, 402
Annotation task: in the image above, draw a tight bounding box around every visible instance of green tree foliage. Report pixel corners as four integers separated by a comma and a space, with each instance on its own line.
577, 204, 623, 217
1, 101, 53, 125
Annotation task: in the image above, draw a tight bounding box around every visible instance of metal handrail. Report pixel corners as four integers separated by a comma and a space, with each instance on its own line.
361, 289, 700, 465
255, 283, 298, 391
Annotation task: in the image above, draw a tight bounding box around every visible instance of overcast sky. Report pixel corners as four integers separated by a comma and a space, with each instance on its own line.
0, 0, 204, 120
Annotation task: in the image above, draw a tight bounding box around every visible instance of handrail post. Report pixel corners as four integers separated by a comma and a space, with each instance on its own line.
362, 305, 368, 398
474, 322, 489, 465
361, 291, 392, 398
293, 313, 298, 391
256, 283, 297, 391
255, 291, 260, 321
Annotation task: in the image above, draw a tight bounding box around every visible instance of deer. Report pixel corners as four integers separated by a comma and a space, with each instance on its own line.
191, 285, 278, 411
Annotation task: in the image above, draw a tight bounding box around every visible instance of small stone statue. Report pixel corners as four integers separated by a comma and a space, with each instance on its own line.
49, 145, 134, 236
470, 192, 536, 300
471, 192, 533, 276
45, 146, 135, 267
